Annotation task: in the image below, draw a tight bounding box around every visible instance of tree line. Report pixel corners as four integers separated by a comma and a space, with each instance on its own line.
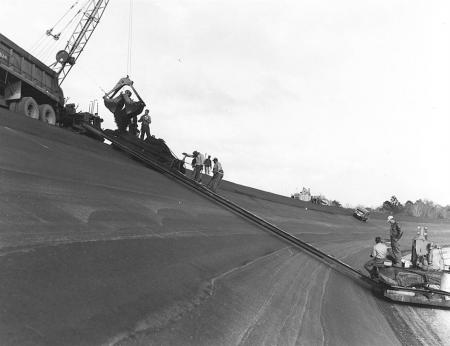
378, 196, 450, 219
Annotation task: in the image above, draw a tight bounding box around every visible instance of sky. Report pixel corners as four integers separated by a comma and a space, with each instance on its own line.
1, 0, 449, 207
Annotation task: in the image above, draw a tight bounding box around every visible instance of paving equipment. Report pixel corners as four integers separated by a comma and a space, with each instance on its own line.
368, 226, 450, 307
103, 76, 145, 133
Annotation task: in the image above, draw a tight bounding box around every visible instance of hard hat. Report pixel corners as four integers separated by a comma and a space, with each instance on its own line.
387, 215, 394, 222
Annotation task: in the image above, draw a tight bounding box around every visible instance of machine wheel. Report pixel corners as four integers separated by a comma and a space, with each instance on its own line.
8, 102, 18, 112
38, 104, 56, 125
16, 97, 39, 119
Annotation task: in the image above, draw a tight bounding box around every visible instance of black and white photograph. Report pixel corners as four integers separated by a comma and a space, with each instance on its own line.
0, 1, 449, 345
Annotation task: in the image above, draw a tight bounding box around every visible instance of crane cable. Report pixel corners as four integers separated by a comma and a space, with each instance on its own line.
31, 0, 79, 53
126, 0, 134, 75
50, 0, 80, 34
32, 0, 92, 62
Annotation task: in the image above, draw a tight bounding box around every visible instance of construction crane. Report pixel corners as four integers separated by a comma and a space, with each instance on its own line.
49, 0, 110, 85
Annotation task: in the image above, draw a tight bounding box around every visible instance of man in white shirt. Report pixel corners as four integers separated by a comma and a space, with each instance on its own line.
207, 158, 224, 192
364, 236, 388, 279
184, 151, 204, 183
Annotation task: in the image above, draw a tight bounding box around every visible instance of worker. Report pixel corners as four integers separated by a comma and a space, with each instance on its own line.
387, 215, 403, 267
364, 236, 388, 279
411, 226, 430, 268
184, 151, 204, 183
207, 158, 224, 192
129, 114, 138, 136
204, 155, 212, 175
138, 109, 151, 140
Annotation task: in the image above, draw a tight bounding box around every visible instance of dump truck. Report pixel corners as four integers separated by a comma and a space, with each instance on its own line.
0, 1, 109, 128
0, 32, 104, 132
0, 33, 64, 125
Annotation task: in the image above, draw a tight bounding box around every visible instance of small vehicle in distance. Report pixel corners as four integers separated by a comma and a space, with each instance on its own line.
353, 207, 369, 222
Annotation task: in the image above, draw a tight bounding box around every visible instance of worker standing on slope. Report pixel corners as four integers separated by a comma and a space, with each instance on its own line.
204, 155, 212, 175
364, 236, 388, 278
184, 151, 204, 183
387, 215, 403, 267
138, 109, 151, 140
207, 158, 224, 192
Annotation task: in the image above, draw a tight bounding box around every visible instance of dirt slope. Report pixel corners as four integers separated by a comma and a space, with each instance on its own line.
0, 109, 448, 346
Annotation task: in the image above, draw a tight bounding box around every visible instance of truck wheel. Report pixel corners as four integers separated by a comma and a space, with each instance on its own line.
16, 97, 39, 119
38, 104, 56, 125
8, 102, 18, 112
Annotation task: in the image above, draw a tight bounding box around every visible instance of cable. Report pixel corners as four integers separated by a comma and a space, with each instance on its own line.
31, 0, 80, 54
52, 1, 80, 32
30, 34, 48, 54
127, 0, 134, 75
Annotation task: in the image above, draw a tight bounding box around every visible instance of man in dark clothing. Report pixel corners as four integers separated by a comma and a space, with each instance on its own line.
138, 109, 151, 140
204, 155, 212, 175
387, 215, 403, 266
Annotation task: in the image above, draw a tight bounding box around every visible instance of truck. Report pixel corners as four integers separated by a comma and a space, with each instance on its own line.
0, 33, 63, 125
0, 1, 109, 128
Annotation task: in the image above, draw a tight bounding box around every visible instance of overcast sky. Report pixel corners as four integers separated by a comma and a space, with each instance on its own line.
2, 0, 449, 207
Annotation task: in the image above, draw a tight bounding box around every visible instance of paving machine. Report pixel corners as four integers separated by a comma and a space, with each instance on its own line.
367, 226, 450, 308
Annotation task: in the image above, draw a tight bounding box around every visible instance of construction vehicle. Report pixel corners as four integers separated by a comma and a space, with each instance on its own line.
103, 76, 145, 133
367, 226, 450, 307
0, 33, 64, 124
0, 0, 109, 128
101, 76, 186, 173
353, 207, 369, 222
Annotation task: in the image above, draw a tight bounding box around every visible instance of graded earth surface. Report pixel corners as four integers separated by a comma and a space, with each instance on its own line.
1, 109, 449, 346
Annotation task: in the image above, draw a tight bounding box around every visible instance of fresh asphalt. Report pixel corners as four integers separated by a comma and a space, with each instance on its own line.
0, 109, 448, 346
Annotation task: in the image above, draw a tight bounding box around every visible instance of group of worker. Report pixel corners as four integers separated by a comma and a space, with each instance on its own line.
106, 88, 225, 191
183, 151, 224, 192
364, 215, 403, 278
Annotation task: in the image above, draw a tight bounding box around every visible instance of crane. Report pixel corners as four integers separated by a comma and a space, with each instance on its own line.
49, 0, 110, 85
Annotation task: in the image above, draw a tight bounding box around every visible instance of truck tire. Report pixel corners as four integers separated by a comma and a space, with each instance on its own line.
38, 104, 56, 125
16, 97, 39, 119
8, 102, 18, 112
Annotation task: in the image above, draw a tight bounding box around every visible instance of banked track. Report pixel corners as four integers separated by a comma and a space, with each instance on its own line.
83, 124, 450, 300
83, 124, 370, 280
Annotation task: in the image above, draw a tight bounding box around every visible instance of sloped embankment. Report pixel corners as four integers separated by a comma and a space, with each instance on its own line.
0, 109, 446, 346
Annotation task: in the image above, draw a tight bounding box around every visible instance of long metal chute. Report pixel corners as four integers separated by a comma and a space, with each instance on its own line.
82, 124, 373, 283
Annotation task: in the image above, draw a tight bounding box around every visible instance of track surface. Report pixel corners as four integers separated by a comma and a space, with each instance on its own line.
1, 110, 449, 346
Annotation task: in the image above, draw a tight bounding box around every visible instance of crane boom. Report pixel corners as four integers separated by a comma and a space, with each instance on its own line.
50, 0, 110, 85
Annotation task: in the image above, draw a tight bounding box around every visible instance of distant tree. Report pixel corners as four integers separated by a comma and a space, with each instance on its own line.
382, 200, 393, 211
383, 196, 403, 214
390, 196, 403, 209
377, 196, 450, 219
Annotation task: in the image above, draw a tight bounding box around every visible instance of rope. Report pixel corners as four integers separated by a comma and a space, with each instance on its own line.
52, 1, 80, 31
76, 63, 107, 96
31, 0, 90, 61
30, 34, 48, 54
31, 0, 81, 54
127, 0, 134, 75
